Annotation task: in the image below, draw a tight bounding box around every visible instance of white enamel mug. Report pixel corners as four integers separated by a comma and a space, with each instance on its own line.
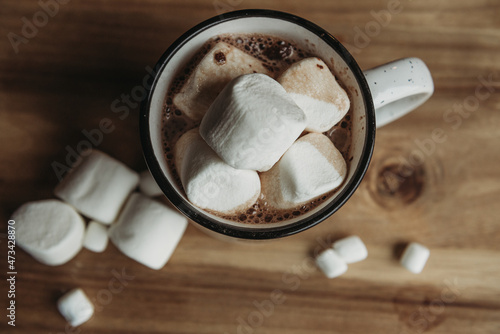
141, 9, 434, 240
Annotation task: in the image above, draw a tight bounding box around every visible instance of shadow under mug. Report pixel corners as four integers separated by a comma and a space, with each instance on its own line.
140, 9, 434, 240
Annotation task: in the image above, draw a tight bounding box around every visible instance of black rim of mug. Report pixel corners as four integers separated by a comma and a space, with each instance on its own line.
140, 9, 376, 240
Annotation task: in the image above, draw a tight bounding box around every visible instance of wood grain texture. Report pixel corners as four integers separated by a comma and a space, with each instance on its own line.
1, 0, 500, 333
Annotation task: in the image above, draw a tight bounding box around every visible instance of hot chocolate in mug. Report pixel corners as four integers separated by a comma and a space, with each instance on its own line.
140, 9, 434, 239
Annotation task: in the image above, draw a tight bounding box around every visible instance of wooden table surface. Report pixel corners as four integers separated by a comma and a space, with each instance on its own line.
1, 0, 500, 333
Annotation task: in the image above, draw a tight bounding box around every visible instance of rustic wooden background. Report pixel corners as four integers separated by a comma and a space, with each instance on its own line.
1, 0, 499, 333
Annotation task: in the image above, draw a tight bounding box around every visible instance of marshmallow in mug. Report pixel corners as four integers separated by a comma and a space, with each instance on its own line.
54, 150, 139, 224
10, 200, 85, 266
108, 193, 188, 270
175, 128, 261, 214
260, 133, 347, 209
278, 57, 350, 133
174, 42, 271, 121
200, 73, 307, 172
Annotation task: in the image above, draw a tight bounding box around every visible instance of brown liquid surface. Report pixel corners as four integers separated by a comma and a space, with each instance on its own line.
161, 34, 353, 224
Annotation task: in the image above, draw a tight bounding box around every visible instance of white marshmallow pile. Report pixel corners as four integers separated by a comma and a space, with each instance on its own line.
316, 235, 368, 279
10, 146, 193, 319
174, 42, 271, 121
400, 242, 430, 274
108, 193, 188, 270
260, 133, 347, 209
200, 73, 307, 172
54, 150, 139, 224
11, 200, 85, 266
139, 170, 163, 197
175, 128, 261, 214
57, 288, 94, 327
13, 149, 188, 270
83, 221, 108, 253
174, 55, 351, 214
333, 235, 368, 263
278, 58, 350, 132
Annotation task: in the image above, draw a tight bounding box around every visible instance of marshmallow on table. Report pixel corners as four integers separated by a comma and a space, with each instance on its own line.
174, 42, 271, 121
175, 128, 261, 214
200, 73, 306, 172
333, 235, 368, 263
83, 221, 108, 253
400, 242, 430, 274
57, 288, 94, 327
278, 57, 350, 132
139, 170, 163, 197
316, 249, 348, 279
11, 200, 84, 266
260, 133, 347, 209
54, 150, 139, 224
108, 193, 188, 270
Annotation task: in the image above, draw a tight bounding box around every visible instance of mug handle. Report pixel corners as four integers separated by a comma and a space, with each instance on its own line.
363, 58, 434, 128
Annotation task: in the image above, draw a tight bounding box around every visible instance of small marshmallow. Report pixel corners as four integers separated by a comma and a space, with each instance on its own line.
11, 200, 84, 266
332, 235, 368, 263
316, 249, 348, 279
54, 150, 139, 224
57, 288, 94, 327
278, 57, 350, 132
83, 221, 108, 253
400, 242, 430, 274
175, 128, 260, 214
174, 42, 271, 121
139, 170, 163, 197
108, 193, 188, 270
260, 133, 347, 209
200, 73, 306, 171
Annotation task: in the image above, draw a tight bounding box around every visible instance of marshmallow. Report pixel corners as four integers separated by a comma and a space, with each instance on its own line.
139, 170, 163, 197
278, 57, 350, 132
54, 150, 139, 224
174, 42, 271, 121
57, 288, 94, 327
11, 200, 84, 266
260, 133, 347, 209
400, 242, 430, 274
200, 74, 306, 172
108, 193, 188, 270
332, 235, 368, 263
316, 249, 348, 279
175, 128, 261, 214
83, 221, 108, 253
